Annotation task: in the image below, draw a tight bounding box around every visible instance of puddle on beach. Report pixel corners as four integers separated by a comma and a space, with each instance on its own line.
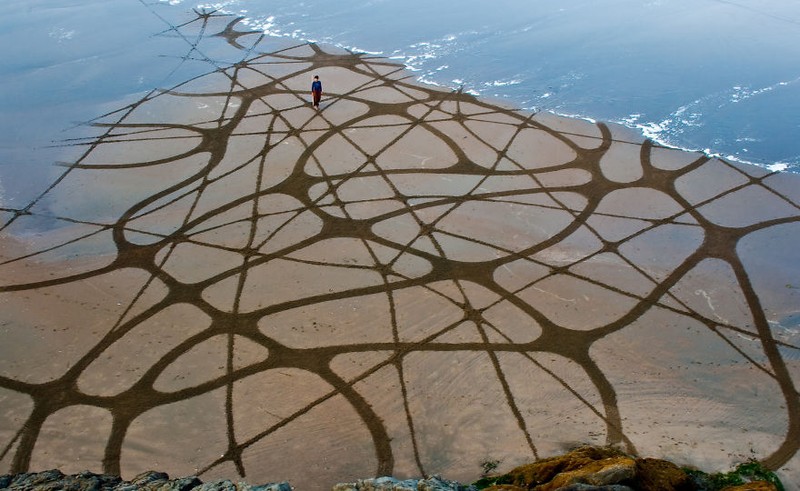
1, 2, 799, 489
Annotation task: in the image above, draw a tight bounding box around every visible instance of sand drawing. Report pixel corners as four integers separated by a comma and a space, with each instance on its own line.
1, 5, 799, 487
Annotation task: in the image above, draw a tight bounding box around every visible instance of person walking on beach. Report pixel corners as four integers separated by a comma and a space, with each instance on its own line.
311, 75, 323, 109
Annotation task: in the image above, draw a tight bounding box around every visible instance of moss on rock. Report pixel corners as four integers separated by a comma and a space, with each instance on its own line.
473, 446, 784, 491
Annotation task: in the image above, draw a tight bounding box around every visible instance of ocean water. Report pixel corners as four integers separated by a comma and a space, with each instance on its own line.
164, 0, 800, 172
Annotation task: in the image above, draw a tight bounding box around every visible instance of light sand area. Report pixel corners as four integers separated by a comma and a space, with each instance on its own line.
1, 6, 799, 490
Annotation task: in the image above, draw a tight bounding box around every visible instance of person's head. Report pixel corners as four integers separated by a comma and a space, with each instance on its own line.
314, 75, 319, 80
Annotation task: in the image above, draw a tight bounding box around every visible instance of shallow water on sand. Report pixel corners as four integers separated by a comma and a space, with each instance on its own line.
160, 0, 800, 172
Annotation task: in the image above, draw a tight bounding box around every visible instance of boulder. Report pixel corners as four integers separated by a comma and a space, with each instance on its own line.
479, 446, 698, 491
0, 470, 290, 491
558, 485, 634, 491
634, 458, 693, 491
720, 481, 778, 491
331, 475, 476, 490
493, 446, 628, 488
538, 456, 636, 491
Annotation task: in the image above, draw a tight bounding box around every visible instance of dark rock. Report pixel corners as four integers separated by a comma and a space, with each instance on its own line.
331, 476, 419, 490
558, 485, 634, 491
0, 470, 121, 491
2, 470, 60, 489
0, 470, 290, 491
157, 476, 204, 491
249, 483, 292, 491
14, 469, 66, 488
191, 479, 292, 491
131, 470, 170, 487
332, 475, 476, 490
195, 480, 238, 491
634, 458, 693, 491
418, 475, 477, 490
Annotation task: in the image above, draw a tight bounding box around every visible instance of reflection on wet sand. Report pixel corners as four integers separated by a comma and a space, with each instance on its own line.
1, 5, 799, 489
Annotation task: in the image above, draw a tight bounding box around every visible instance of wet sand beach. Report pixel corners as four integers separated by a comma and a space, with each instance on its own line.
1, 3, 799, 489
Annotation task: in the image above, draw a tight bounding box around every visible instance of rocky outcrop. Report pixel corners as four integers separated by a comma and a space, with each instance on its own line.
0, 447, 784, 491
476, 446, 636, 490
720, 483, 778, 491
0, 469, 291, 491
634, 458, 695, 491
332, 475, 476, 490
473, 446, 780, 491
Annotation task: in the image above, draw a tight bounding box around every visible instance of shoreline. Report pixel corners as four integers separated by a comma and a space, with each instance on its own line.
153, 2, 800, 174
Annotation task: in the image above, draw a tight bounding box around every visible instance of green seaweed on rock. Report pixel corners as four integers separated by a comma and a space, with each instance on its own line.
684, 460, 785, 491
471, 447, 785, 491
480, 459, 502, 478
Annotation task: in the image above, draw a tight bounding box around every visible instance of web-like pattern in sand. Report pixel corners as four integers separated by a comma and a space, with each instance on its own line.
1, 4, 799, 485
